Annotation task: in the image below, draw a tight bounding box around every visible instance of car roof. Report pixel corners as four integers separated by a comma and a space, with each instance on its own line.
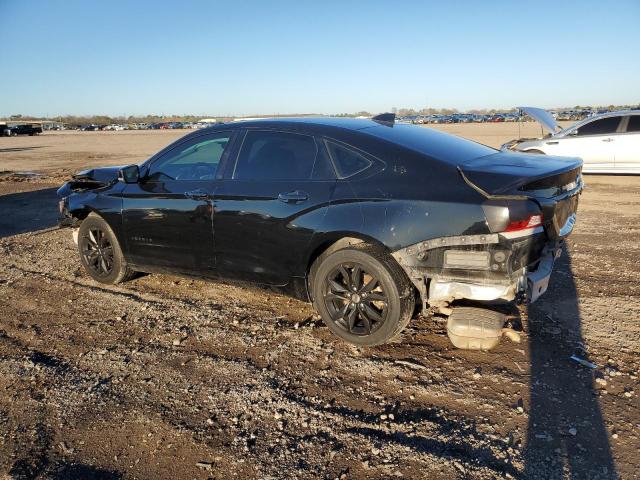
200, 116, 497, 165
563, 109, 640, 132
219, 116, 383, 131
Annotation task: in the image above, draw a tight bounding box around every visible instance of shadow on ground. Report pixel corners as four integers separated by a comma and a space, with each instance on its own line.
524, 248, 617, 479
0, 187, 59, 237
0, 146, 47, 153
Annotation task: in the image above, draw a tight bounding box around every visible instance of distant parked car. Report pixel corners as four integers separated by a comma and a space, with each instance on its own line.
503, 107, 640, 174
2, 123, 43, 136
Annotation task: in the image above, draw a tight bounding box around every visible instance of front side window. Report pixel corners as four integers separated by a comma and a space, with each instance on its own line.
324, 140, 372, 178
575, 117, 621, 136
234, 130, 333, 180
626, 115, 640, 133
147, 132, 231, 181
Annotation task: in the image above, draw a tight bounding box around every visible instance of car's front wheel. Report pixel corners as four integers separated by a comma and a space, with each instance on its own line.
311, 245, 415, 346
77, 213, 136, 284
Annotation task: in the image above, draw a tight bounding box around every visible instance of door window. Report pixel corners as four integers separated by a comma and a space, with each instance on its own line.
574, 117, 621, 136
147, 132, 231, 181
233, 130, 334, 180
626, 115, 640, 133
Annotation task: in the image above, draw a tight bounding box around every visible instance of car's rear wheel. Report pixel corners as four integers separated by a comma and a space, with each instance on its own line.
78, 213, 136, 284
311, 245, 414, 346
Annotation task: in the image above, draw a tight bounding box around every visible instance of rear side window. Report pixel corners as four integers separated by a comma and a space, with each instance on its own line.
626, 115, 640, 132
234, 130, 333, 180
575, 116, 621, 136
325, 141, 372, 178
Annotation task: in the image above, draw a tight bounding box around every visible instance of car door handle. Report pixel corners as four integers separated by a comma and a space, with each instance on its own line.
602, 138, 614, 142
184, 189, 210, 200
277, 190, 309, 203
546, 141, 559, 145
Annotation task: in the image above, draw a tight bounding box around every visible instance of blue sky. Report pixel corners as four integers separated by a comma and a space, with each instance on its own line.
1, 0, 638, 116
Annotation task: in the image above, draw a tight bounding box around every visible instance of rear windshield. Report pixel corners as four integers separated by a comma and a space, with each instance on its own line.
361, 124, 496, 164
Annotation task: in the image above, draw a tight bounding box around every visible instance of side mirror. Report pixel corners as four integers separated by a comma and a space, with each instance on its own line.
119, 164, 140, 183
569, 129, 579, 136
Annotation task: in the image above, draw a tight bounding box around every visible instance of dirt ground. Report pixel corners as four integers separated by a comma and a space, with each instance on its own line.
0, 126, 638, 480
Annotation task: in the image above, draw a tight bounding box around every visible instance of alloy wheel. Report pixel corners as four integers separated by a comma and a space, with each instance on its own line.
81, 228, 114, 277
322, 262, 388, 336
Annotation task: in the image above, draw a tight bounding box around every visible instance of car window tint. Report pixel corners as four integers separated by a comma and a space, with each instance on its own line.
626, 115, 640, 133
325, 141, 372, 177
234, 131, 319, 180
147, 133, 230, 181
311, 142, 336, 180
575, 117, 620, 136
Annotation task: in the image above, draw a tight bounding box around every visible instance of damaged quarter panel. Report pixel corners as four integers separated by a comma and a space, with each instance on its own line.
306, 127, 490, 255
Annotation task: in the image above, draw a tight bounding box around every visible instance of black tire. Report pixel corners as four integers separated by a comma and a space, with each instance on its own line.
311, 245, 415, 346
77, 213, 136, 284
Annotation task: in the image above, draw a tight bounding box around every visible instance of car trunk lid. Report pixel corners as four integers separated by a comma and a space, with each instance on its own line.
459, 151, 583, 239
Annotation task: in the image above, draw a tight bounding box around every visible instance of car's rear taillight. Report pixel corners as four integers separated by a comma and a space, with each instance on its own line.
504, 214, 543, 232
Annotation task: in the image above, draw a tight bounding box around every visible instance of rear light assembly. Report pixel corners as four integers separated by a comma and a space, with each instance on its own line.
503, 214, 543, 233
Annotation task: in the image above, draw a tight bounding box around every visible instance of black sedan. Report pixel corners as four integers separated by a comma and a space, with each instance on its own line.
57, 115, 583, 348
2, 123, 43, 136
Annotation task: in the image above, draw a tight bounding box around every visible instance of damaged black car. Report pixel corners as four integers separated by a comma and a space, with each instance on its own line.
58, 114, 583, 348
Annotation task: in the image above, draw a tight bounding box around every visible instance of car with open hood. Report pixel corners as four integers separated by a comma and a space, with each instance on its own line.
57, 114, 583, 350
503, 107, 640, 174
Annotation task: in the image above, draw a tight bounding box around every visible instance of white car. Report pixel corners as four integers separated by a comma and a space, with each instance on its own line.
503, 107, 640, 174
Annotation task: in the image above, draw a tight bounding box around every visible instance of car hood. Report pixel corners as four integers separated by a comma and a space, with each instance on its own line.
518, 106, 560, 134
57, 165, 124, 197
73, 165, 124, 183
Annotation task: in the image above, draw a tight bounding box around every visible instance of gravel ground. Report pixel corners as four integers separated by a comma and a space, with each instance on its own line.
0, 130, 638, 479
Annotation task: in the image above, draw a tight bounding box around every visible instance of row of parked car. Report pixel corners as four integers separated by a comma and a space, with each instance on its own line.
78, 122, 215, 131
399, 109, 601, 125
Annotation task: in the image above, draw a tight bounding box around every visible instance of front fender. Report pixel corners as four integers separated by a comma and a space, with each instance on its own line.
59, 184, 126, 247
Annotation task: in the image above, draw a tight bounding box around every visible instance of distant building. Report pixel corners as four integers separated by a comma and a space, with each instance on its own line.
199, 118, 218, 123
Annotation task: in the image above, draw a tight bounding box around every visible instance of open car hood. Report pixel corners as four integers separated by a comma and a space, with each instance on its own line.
517, 106, 560, 134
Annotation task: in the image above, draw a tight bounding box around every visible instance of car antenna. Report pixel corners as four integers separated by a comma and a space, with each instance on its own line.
372, 112, 396, 126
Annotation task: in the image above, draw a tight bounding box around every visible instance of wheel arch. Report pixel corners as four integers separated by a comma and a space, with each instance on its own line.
304, 233, 415, 303
305, 233, 390, 275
